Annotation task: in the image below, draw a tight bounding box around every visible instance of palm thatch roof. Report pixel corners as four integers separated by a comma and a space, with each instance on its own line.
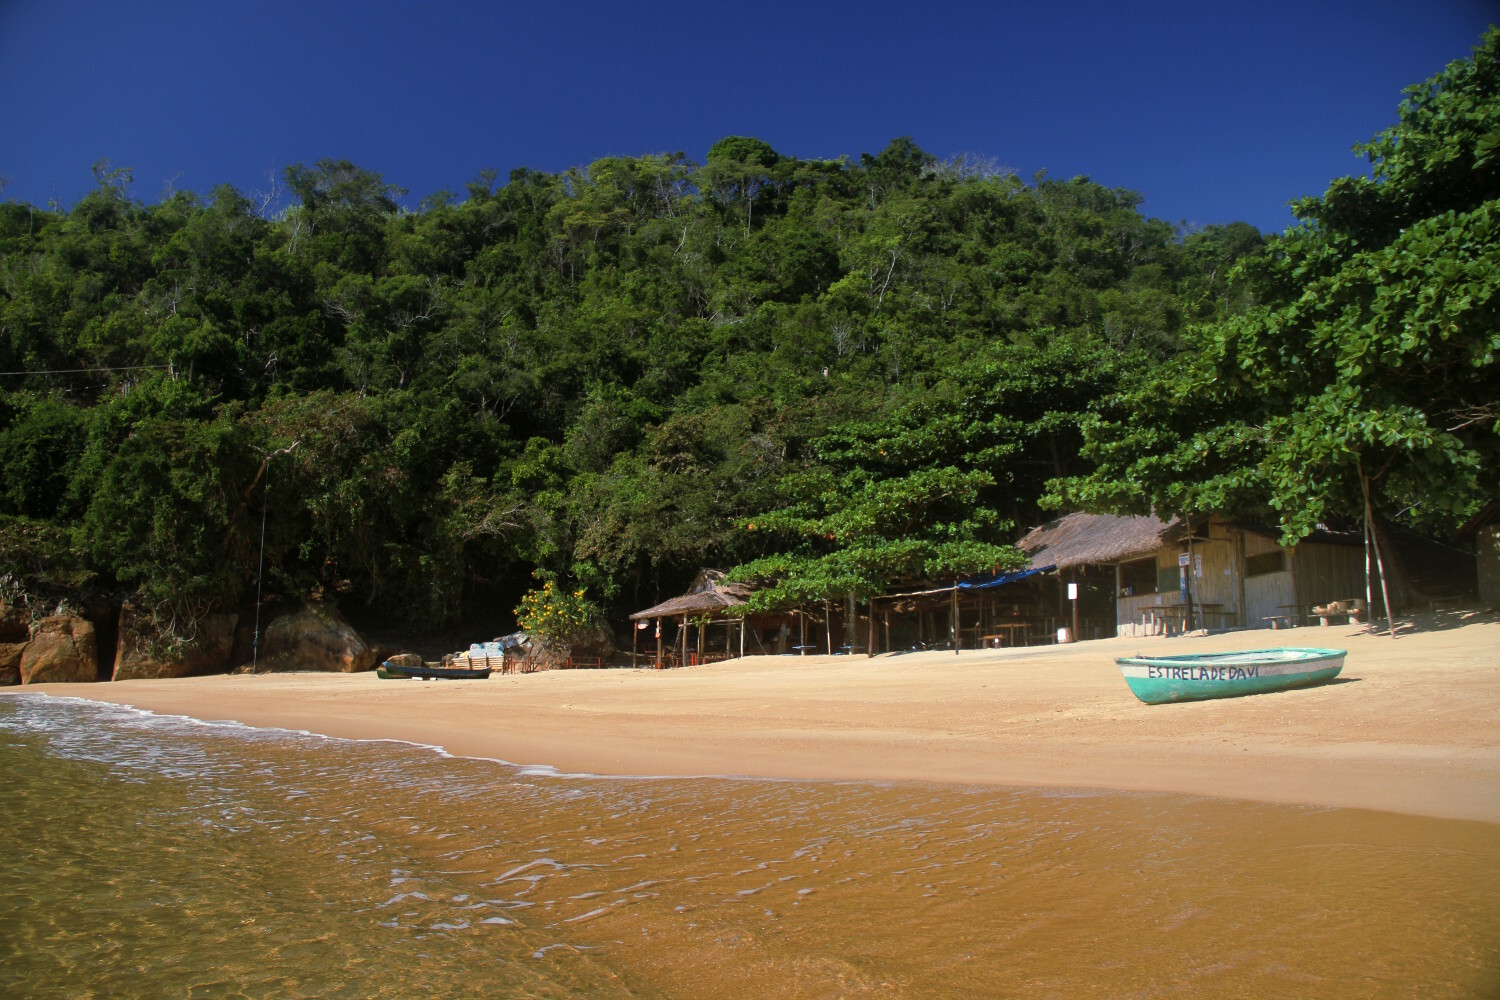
629, 569, 754, 620
1018, 513, 1180, 570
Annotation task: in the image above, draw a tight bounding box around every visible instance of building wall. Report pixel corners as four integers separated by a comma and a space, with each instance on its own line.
1242, 529, 1296, 626
1480, 525, 1500, 604
1290, 542, 1366, 608
1112, 520, 1366, 633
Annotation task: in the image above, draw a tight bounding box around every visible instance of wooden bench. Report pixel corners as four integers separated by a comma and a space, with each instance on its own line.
1263, 615, 1294, 630
1312, 599, 1367, 627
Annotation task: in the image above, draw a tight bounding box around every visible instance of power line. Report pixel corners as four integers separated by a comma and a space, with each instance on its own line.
0, 364, 174, 376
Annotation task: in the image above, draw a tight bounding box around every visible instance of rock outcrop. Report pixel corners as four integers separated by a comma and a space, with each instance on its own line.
20, 615, 98, 684
383, 652, 423, 669
255, 605, 376, 673
0, 642, 24, 686
0, 601, 29, 643
111, 604, 239, 681
0, 602, 27, 686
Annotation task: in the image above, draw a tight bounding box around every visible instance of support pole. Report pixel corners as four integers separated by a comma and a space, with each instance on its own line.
867, 597, 876, 658
1363, 500, 1376, 635
654, 617, 662, 669
1185, 527, 1196, 632
951, 581, 959, 655
1360, 466, 1397, 639
1070, 578, 1079, 642
631, 620, 637, 669
824, 599, 833, 655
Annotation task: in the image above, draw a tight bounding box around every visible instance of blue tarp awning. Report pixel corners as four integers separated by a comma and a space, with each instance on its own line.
957, 565, 1055, 590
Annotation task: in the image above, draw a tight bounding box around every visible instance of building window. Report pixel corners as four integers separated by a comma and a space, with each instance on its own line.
1246, 551, 1286, 578
1119, 557, 1158, 596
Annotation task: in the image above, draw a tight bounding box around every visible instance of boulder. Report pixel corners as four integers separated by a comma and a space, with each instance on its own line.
0, 642, 25, 686
0, 601, 29, 642
20, 615, 98, 684
495, 631, 573, 672
255, 605, 377, 673
382, 652, 423, 669
111, 604, 239, 681
569, 622, 617, 659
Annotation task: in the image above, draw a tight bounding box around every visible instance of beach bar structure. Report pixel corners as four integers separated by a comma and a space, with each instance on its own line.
1017, 512, 1379, 636
628, 570, 813, 667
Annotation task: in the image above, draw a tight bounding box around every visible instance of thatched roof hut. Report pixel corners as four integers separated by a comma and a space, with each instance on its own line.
1017, 512, 1180, 570
629, 569, 753, 621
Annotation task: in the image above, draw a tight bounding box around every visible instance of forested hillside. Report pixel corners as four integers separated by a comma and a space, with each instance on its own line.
2, 29, 1494, 645
0, 135, 1257, 637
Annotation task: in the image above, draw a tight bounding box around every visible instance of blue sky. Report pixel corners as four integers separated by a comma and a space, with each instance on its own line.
1, 0, 1494, 233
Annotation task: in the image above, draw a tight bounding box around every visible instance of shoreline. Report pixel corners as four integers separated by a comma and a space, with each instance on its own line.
12, 616, 1500, 824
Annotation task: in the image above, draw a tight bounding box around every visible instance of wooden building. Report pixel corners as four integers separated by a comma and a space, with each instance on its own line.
1018, 513, 1370, 635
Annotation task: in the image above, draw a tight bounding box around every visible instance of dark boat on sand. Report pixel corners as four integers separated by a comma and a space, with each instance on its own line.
377, 660, 492, 681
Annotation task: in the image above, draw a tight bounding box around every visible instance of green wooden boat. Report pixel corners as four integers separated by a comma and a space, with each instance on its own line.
1114, 648, 1345, 705
378, 660, 492, 681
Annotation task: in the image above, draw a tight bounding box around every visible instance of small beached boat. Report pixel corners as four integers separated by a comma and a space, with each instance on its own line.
1114, 647, 1345, 705
377, 660, 492, 681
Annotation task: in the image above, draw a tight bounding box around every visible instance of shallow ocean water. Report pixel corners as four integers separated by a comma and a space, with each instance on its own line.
1, 695, 1497, 998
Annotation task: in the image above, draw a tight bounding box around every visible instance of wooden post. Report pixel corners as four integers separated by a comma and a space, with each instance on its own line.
824, 599, 833, 655
1360, 466, 1397, 639
1185, 527, 1196, 632
631, 619, 637, 669
697, 616, 706, 666
867, 596, 877, 658
739, 615, 746, 658
951, 581, 959, 655
798, 608, 806, 654
680, 615, 689, 664
1114, 564, 1123, 635
654, 616, 662, 669
883, 608, 890, 653
1071, 576, 1079, 642
1234, 530, 1249, 628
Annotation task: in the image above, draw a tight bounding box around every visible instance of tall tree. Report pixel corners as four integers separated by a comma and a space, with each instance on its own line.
1051, 29, 1500, 556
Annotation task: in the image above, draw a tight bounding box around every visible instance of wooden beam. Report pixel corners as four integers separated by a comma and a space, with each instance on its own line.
951, 581, 959, 655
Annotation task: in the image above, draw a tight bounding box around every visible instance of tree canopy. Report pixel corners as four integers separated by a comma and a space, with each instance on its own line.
7, 25, 1493, 642
1049, 28, 1499, 544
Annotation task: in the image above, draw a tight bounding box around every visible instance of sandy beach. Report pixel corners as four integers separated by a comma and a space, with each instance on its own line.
14, 614, 1500, 824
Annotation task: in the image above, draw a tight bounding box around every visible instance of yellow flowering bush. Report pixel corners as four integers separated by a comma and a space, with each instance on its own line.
514, 581, 601, 644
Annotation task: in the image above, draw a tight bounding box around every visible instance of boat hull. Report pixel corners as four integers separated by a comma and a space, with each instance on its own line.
378, 662, 492, 681
1114, 648, 1345, 705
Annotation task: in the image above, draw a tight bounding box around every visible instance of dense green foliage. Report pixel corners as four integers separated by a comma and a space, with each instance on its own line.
2, 132, 1257, 636
514, 580, 603, 645
1050, 29, 1500, 542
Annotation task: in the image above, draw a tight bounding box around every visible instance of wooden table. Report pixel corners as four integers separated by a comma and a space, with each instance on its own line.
1144, 603, 1227, 635
981, 623, 1030, 647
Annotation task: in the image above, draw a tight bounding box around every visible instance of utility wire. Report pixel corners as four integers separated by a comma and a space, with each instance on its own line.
0, 364, 174, 375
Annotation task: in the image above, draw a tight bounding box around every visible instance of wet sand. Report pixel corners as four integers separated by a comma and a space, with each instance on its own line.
16, 616, 1500, 823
